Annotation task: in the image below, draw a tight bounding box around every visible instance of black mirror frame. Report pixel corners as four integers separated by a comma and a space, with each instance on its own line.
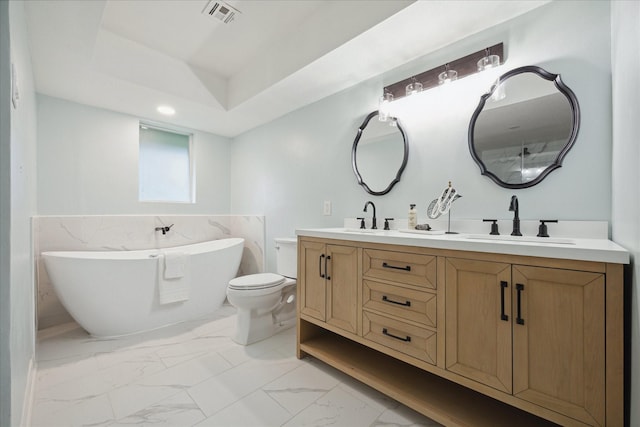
352, 111, 409, 196
468, 65, 580, 189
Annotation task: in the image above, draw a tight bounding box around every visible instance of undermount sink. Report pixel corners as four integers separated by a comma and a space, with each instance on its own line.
464, 234, 575, 245
342, 228, 385, 234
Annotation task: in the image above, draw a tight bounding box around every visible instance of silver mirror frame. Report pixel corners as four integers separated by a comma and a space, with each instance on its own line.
352, 111, 409, 196
468, 65, 580, 189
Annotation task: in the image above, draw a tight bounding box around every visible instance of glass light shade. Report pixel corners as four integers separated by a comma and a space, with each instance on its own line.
405, 81, 423, 96
490, 82, 506, 101
378, 92, 393, 122
438, 69, 458, 85
477, 54, 500, 71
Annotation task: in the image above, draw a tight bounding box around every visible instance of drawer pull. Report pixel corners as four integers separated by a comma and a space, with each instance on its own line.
516, 283, 525, 325
382, 295, 411, 307
382, 262, 411, 272
326, 255, 331, 280
382, 328, 411, 342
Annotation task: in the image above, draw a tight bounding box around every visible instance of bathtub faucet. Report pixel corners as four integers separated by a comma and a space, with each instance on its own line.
155, 224, 174, 235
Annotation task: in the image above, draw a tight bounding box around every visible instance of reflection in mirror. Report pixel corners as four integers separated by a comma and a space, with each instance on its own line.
468, 66, 580, 189
352, 111, 408, 196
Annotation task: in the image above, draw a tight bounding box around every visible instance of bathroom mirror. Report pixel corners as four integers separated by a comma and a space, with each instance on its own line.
352, 111, 408, 196
468, 65, 580, 189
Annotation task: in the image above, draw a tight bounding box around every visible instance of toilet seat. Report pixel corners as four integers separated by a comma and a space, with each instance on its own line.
228, 273, 285, 291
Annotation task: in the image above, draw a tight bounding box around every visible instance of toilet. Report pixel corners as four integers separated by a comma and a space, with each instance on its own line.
226, 237, 297, 345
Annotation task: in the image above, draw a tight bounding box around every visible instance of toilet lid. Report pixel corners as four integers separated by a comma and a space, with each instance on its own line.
228, 273, 285, 290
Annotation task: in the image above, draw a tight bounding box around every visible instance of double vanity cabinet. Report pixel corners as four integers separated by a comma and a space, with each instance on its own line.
296, 229, 627, 426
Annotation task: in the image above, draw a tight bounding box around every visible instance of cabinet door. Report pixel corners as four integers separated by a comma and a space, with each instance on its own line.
512, 266, 605, 426
299, 240, 326, 321
445, 258, 512, 393
326, 244, 359, 334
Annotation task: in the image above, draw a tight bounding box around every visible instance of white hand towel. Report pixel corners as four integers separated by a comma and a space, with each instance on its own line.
164, 252, 187, 279
157, 253, 190, 305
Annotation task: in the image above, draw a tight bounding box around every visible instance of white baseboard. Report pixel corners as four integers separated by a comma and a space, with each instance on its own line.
19, 357, 36, 427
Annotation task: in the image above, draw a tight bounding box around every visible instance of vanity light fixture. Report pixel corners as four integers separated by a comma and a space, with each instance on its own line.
438, 63, 458, 85
157, 105, 176, 116
405, 77, 423, 96
378, 92, 393, 122
382, 42, 504, 102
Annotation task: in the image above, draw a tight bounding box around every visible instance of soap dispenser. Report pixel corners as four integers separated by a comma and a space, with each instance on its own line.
408, 204, 417, 229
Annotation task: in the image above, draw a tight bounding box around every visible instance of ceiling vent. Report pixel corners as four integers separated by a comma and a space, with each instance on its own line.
202, 0, 240, 24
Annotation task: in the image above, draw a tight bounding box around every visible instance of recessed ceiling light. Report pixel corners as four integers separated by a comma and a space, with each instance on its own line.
157, 105, 175, 116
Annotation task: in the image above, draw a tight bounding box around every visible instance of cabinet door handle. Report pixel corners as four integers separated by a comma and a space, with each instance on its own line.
382, 262, 411, 272
500, 281, 509, 321
382, 295, 411, 307
382, 328, 411, 342
516, 283, 525, 325
325, 255, 331, 280
319, 254, 325, 278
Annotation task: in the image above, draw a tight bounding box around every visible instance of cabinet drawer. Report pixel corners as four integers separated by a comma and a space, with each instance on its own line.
363, 249, 436, 289
363, 280, 436, 327
363, 311, 437, 366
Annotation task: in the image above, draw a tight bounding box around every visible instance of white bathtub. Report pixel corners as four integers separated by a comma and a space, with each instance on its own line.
42, 238, 244, 338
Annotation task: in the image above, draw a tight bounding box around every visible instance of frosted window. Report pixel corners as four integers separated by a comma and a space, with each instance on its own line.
139, 125, 193, 203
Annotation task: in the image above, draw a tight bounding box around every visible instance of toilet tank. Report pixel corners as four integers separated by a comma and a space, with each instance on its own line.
275, 237, 297, 279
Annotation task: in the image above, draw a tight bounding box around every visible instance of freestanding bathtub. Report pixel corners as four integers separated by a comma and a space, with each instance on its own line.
41, 238, 244, 338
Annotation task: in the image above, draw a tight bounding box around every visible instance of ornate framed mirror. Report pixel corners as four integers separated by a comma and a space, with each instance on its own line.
468, 65, 580, 189
352, 111, 408, 196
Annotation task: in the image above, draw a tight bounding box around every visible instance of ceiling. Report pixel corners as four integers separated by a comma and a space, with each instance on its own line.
24, 0, 549, 138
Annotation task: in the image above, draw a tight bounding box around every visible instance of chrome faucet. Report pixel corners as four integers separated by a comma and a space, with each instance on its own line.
509, 195, 522, 236
363, 201, 377, 229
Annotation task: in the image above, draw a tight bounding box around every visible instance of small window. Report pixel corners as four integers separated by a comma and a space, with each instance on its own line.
139, 124, 194, 203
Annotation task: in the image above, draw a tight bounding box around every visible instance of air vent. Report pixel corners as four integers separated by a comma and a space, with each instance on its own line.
202, 0, 240, 24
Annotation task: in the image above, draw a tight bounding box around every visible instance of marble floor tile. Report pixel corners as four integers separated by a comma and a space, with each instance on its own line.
281, 386, 384, 427
194, 390, 291, 427
32, 306, 440, 427
262, 361, 342, 415
108, 391, 206, 427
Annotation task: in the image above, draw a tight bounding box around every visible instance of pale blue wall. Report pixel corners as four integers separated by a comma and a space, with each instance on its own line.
611, 2, 640, 425
2, 1, 39, 425
37, 95, 233, 215
0, 1, 11, 424
231, 1, 613, 272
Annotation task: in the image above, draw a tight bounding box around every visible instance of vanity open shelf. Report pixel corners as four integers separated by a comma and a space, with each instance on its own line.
296, 230, 627, 427
299, 326, 556, 427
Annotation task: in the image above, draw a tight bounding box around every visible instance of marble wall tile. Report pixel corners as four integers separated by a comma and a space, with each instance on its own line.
34, 215, 265, 330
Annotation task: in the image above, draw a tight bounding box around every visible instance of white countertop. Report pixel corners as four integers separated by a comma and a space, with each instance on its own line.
296, 227, 630, 264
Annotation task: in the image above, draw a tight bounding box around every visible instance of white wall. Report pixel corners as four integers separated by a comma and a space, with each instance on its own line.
2, 1, 38, 426
611, 2, 640, 425
37, 95, 232, 215
231, 1, 613, 272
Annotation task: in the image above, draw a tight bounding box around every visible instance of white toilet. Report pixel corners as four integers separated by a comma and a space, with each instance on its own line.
226, 237, 297, 345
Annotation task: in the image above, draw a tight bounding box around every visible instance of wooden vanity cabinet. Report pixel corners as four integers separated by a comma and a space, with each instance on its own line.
445, 258, 607, 426
298, 238, 359, 335
297, 236, 624, 427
